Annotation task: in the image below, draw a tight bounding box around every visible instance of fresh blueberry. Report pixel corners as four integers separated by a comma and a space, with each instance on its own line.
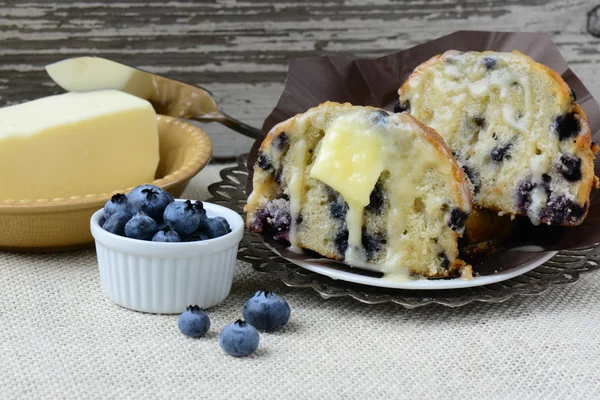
102, 211, 131, 236
219, 320, 260, 357
192, 201, 210, 230
242, 290, 291, 332
103, 193, 128, 220
214, 216, 231, 231
163, 200, 202, 235
165, 191, 175, 203
183, 231, 211, 242
393, 100, 410, 113
554, 113, 580, 141
490, 143, 512, 162
178, 305, 210, 338
206, 217, 230, 238
152, 225, 181, 242
559, 155, 582, 182
127, 184, 174, 222
193, 201, 207, 216
124, 211, 159, 240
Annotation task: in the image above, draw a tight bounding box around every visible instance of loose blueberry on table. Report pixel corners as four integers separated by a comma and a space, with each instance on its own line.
219, 320, 260, 357
178, 305, 211, 338
242, 290, 291, 332
100, 184, 232, 242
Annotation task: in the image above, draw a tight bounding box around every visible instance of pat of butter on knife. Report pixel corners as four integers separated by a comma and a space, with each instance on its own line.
0, 90, 159, 201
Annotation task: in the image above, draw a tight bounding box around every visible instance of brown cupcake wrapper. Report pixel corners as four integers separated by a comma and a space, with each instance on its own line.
246, 31, 600, 274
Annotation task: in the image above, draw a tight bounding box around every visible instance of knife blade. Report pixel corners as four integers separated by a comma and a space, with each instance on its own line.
45, 56, 261, 139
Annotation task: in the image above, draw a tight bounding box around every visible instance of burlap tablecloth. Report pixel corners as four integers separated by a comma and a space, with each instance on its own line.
2, 165, 600, 399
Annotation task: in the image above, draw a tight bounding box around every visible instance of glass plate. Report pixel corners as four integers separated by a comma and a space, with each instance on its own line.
208, 154, 600, 308
266, 242, 558, 290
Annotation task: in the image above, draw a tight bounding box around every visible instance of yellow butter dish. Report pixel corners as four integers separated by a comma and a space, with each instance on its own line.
0, 114, 211, 251
0, 90, 160, 201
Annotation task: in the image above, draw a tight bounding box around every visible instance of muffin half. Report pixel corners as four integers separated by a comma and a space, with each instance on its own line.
246, 102, 472, 278
398, 50, 598, 226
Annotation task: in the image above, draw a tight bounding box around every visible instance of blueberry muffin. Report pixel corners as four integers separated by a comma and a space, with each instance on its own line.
398, 50, 599, 226
246, 102, 473, 278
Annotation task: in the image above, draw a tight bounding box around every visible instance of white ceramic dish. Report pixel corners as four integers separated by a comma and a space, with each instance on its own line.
90, 201, 244, 313
267, 244, 558, 290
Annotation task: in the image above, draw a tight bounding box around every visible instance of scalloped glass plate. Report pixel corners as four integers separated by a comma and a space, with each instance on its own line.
207, 155, 600, 308
265, 243, 558, 290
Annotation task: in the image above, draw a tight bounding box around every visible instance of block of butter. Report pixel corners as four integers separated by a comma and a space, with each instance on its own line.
0, 90, 159, 201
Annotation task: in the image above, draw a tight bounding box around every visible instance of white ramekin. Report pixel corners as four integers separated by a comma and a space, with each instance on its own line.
90, 201, 244, 314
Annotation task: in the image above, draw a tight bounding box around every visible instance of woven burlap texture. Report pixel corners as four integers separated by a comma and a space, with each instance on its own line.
2, 166, 600, 400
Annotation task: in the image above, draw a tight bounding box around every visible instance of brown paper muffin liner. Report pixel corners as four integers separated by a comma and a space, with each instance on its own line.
246, 30, 600, 275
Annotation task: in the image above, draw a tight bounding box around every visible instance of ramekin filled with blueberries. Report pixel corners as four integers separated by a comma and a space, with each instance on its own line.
90, 184, 244, 314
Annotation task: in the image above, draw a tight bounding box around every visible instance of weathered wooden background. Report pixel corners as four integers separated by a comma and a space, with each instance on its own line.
0, 0, 599, 160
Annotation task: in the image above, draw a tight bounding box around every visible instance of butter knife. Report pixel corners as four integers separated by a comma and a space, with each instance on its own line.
45, 56, 261, 139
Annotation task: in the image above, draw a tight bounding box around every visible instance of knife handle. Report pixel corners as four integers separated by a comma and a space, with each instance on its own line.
194, 113, 262, 140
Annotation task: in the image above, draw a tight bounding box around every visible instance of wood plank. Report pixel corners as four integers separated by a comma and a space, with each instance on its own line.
0, 0, 598, 158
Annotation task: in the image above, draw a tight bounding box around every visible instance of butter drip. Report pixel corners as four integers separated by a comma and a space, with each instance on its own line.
306, 108, 462, 275
310, 112, 386, 263
381, 121, 454, 275
287, 139, 308, 252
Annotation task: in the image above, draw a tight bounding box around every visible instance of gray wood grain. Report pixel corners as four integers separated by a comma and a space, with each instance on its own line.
0, 0, 599, 159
